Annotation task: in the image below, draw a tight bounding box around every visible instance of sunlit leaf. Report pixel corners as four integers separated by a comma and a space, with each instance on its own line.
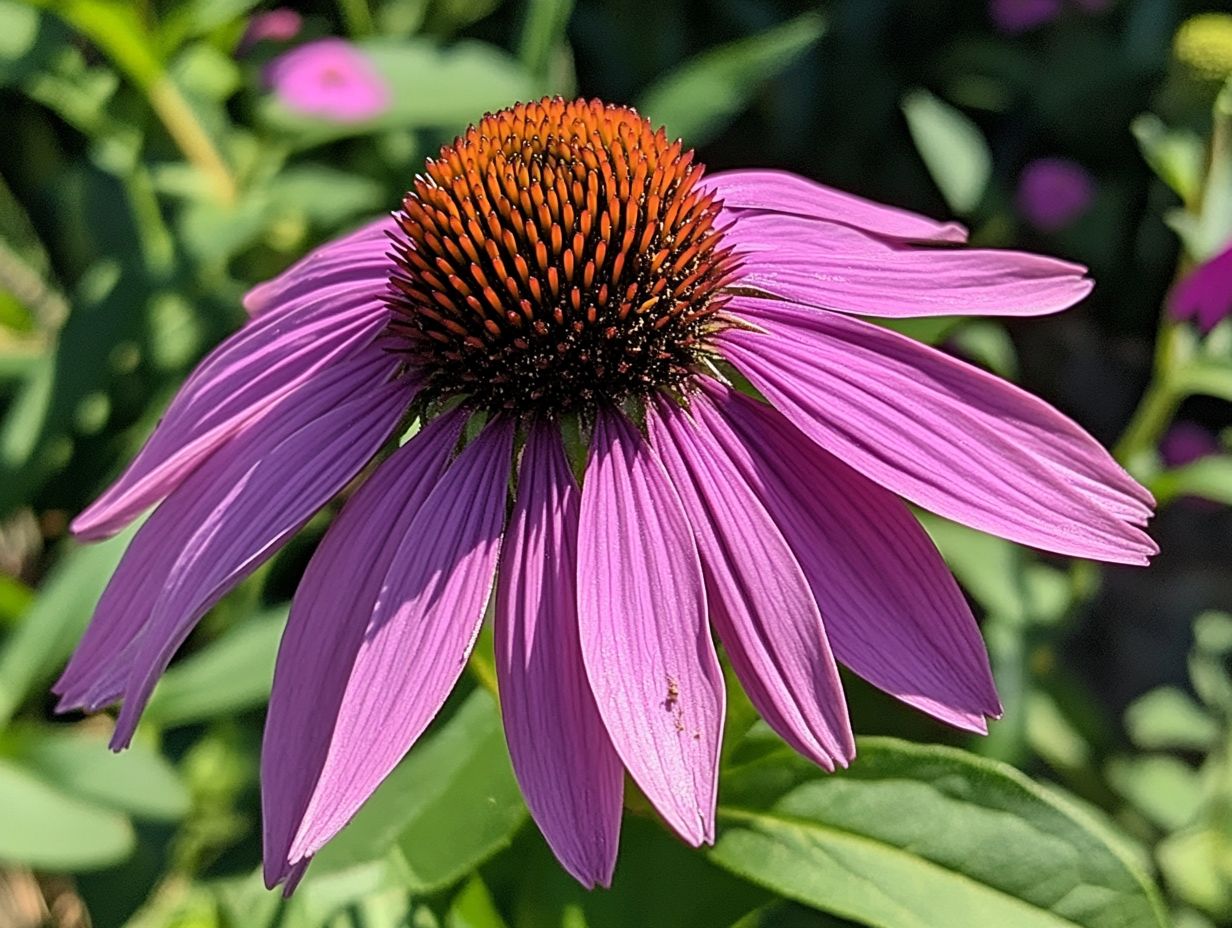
2, 724, 189, 821
0, 758, 133, 869
311, 689, 527, 893
0, 527, 135, 726
637, 13, 825, 145
144, 607, 286, 727
902, 88, 992, 215
711, 736, 1169, 928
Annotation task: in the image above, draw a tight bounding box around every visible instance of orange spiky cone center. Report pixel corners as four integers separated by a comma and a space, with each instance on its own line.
386, 97, 737, 416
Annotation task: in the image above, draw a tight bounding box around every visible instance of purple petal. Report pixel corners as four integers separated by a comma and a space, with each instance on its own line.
495, 423, 623, 888
704, 169, 968, 243
719, 298, 1156, 564
729, 238, 1092, 318
73, 256, 392, 541
695, 384, 1002, 732
1169, 244, 1232, 333
284, 418, 513, 866
243, 216, 396, 318
648, 399, 854, 769
55, 356, 409, 718
261, 410, 464, 889
577, 410, 723, 847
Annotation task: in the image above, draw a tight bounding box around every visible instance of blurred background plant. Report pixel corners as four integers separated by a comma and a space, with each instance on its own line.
1, 1, 1231, 926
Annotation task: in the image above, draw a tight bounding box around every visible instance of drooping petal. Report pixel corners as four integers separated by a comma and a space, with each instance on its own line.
54, 355, 409, 727
704, 169, 968, 243
577, 410, 723, 847
261, 410, 464, 889
718, 297, 1156, 564
648, 399, 853, 769
285, 419, 513, 866
243, 216, 396, 318
72, 280, 392, 541
729, 239, 1092, 318
495, 423, 623, 889
695, 384, 1001, 732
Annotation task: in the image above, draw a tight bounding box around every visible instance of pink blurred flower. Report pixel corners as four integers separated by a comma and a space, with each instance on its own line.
266, 38, 390, 123
1016, 157, 1097, 232
990, 0, 1064, 33
1161, 422, 1220, 468
55, 99, 1155, 893
1170, 243, 1232, 332
238, 8, 302, 54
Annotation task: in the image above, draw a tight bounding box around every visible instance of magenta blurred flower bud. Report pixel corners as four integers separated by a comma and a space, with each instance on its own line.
1161, 422, 1220, 469
1170, 243, 1232, 333
238, 8, 302, 55
1016, 158, 1096, 233
266, 38, 390, 123
990, 0, 1064, 34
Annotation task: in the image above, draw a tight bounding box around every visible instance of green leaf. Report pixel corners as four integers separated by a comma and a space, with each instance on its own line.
711, 736, 1169, 928
2, 725, 189, 821
0, 527, 135, 726
1124, 686, 1219, 751
1131, 114, 1205, 207
517, 0, 574, 84
261, 38, 534, 148
0, 757, 133, 869
1107, 755, 1203, 832
448, 876, 511, 928
949, 321, 1018, 379
1168, 79, 1232, 261
311, 689, 527, 893
901, 88, 992, 215
637, 13, 825, 145
1158, 826, 1232, 918
144, 608, 286, 727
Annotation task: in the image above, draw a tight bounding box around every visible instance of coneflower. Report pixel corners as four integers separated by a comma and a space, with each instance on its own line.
55, 97, 1155, 891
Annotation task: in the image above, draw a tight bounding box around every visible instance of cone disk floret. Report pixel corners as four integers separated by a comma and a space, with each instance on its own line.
386, 97, 737, 416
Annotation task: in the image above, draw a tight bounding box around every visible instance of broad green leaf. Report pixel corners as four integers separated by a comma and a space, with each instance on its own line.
637, 13, 825, 145
144, 608, 286, 727
2, 725, 188, 821
261, 38, 534, 147
1125, 686, 1219, 751
0, 757, 133, 869
902, 88, 992, 215
711, 736, 1169, 928
311, 689, 527, 892
0, 527, 135, 725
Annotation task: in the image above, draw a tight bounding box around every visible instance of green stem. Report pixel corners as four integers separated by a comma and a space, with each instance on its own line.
1113, 380, 1181, 465
1113, 320, 1186, 466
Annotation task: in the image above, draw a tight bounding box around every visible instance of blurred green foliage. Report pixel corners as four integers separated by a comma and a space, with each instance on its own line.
1, 0, 1232, 926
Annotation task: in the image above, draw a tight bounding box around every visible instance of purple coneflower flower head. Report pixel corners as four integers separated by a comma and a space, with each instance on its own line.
55, 98, 1156, 892
238, 8, 302, 55
990, 0, 1064, 33
266, 38, 389, 123
1170, 243, 1232, 332
1016, 157, 1096, 233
